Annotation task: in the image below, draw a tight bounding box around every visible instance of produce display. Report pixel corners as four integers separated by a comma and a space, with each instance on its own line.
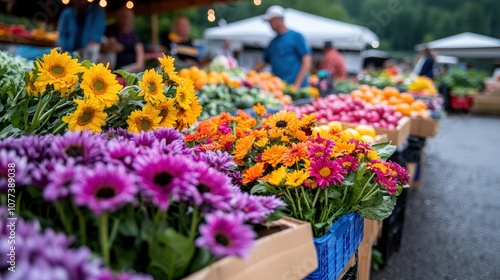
436, 67, 487, 95
0, 23, 58, 45
313, 122, 379, 143
244, 70, 293, 104
285, 94, 404, 129
196, 84, 282, 120
178, 66, 241, 89
406, 76, 438, 95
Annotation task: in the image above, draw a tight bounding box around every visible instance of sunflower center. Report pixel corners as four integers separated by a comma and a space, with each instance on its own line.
148, 82, 157, 93
65, 145, 85, 158
51, 65, 65, 76
276, 120, 288, 128
139, 118, 152, 131
77, 109, 95, 126
95, 185, 117, 199
93, 79, 106, 93
154, 171, 172, 186
215, 232, 231, 246
319, 167, 332, 177
159, 109, 168, 123
197, 183, 210, 194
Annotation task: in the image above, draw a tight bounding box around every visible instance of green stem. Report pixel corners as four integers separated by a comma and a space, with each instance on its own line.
52, 122, 68, 134
355, 173, 376, 204
294, 188, 303, 220
74, 204, 87, 245
99, 212, 110, 267
300, 186, 311, 210
11, 87, 24, 105
189, 207, 199, 241
360, 184, 380, 202
55, 201, 72, 234
284, 188, 298, 218
311, 188, 321, 208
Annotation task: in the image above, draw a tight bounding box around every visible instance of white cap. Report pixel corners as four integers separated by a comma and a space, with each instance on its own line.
263, 5, 285, 21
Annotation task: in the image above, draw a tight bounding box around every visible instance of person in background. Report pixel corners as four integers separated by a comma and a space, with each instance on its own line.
161, 17, 199, 66
104, 6, 144, 72
253, 5, 312, 89
398, 57, 412, 73
414, 47, 435, 79
57, 0, 105, 60
319, 41, 347, 80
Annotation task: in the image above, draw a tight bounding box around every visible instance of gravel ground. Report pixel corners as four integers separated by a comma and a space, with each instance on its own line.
371, 114, 500, 280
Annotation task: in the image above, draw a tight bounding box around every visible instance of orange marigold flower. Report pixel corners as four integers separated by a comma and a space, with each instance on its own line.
282, 143, 309, 167
242, 163, 265, 185
234, 135, 256, 162
261, 145, 288, 167
333, 141, 356, 157
253, 103, 267, 116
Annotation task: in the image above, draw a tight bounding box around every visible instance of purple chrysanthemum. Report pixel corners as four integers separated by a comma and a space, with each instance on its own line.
337, 154, 359, 173
227, 171, 243, 186
30, 157, 68, 188
43, 162, 81, 202
153, 128, 183, 144
195, 212, 255, 259
50, 130, 104, 164
133, 132, 157, 149
230, 192, 269, 224
191, 163, 233, 211
105, 139, 139, 169
135, 155, 198, 210
106, 127, 134, 140
71, 163, 139, 215
196, 150, 237, 172
18, 135, 52, 163
253, 195, 286, 212
151, 139, 194, 157
0, 149, 30, 192
309, 158, 347, 188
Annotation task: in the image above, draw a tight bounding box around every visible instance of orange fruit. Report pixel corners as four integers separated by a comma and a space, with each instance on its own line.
178, 68, 190, 79
400, 93, 414, 104
395, 103, 411, 116
411, 100, 427, 111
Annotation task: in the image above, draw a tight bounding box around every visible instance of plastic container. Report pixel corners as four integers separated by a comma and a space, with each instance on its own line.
306, 212, 364, 280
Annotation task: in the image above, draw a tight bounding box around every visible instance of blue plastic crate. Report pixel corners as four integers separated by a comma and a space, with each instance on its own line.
306, 212, 364, 280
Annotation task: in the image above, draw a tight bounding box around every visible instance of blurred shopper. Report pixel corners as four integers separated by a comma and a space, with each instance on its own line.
161, 17, 199, 66
414, 47, 436, 79
319, 41, 347, 80
57, 0, 105, 61
398, 57, 412, 73
104, 6, 144, 72
252, 5, 312, 88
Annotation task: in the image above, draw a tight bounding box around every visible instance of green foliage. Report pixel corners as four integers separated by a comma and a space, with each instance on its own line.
442, 67, 488, 94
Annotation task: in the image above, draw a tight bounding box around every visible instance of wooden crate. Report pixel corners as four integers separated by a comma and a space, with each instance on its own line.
358, 219, 383, 280
472, 94, 500, 115
410, 118, 439, 138
340, 117, 411, 148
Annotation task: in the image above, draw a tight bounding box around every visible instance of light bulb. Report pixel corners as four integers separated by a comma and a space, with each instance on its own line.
126, 1, 134, 9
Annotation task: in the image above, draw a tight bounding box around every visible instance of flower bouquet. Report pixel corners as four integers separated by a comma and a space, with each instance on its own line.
0, 128, 284, 280
0, 49, 201, 138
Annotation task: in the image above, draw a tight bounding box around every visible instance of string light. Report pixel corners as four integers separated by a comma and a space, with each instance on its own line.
62, 0, 69, 4
207, 9, 215, 15
253, 0, 261, 5
88, 0, 94, 2
371, 41, 380, 48
126, 1, 134, 9
99, 0, 107, 7
208, 14, 216, 22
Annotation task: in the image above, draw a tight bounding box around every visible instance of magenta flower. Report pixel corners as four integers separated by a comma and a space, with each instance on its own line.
337, 154, 359, 173
308, 137, 334, 161
105, 139, 139, 169
389, 161, 410, 185
254, 195, 286, 212
0, 149, 29, 192
151, 139, 194, 157
71, 163, 139, 215
43, 162, 81, 202
309, 158, 347, 188
217, 124, 232, 135
373, 169, 398, 194
50, 130, 104, 164
133, 132, 157, 149
153, 128, 183, 144
135, 155, 198, 210
191, 163, 233, 211
231, 192, 270, 223
106, 127, 134, 140
195, 150, 237, 172
196, 212, 256, 259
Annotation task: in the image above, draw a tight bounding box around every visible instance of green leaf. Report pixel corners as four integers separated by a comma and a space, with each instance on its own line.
358, 196, 396, 220
250, 184, 268, 195
188, 248, 212, 274
148, 228, 196, 280
371, 142, 396, 161
360, 192, 384, 208
115, 70, 138, 86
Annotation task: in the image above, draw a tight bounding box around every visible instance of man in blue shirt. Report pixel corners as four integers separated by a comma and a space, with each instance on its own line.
253, 5, 312, 88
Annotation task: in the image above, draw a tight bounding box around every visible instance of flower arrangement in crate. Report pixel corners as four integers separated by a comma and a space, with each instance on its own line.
0, 49, 201, 137
0, 128, 284, 279
186, 106, 410, 237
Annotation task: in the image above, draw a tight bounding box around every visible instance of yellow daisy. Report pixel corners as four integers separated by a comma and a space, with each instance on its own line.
285, 169, 310, 187
158, 54, 184, 85
156, 98, 178, 128
126, 104, 162, 133
268, 111, 299, 133
80, 63, 122, 107
267, 166, 288, 186
62, 98, 107, 133
175, 78, 195, 110
35, 49, 82, 93
138, 69, 166, 105
176, 96, 202, 129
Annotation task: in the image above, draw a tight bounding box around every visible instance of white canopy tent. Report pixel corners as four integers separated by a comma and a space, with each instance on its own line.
415, 32, 500, 59
203, 8, 379, 72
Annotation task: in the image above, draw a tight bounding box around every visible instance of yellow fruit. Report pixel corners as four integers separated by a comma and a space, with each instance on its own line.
342, 128, 362, 140
328, 121, 343, 131
354, 124, 376, 138
361, 135, 375, 143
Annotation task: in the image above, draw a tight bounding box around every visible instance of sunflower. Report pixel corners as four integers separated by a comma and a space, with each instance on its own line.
35, 49, 82, 92
176, 97, 202, 129
126, 104, 162, 133
158, 54, 184, 84
285, 169, 310, 187
25, 72, 46, 97
175, 78, 196, 110
261, 145, 287, 167
138, 69, 166, 105
299, 113, 317, 128
62, 98, 107, 133
58, 75, 80, 98
267, 166, 287, 186
268, 128, 284, 139
242, 163, 265, 185
155, 98, 178, 128
268, 111, 298, 134
79, 63, 122, 107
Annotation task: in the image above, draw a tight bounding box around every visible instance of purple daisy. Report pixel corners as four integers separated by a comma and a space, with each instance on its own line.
105, 139, 139, 169
0, 149, 30, 192
18, 135, 52, 163
230, 192, 269, 224
195, 212, 256, 259
196, 150, 237, 173
151, 139, 194, 157
30, 157, 67, 188
253, 195, 286, 212
43, 162, 81, 202
133, 132, 158, 149
106, 127, 134, 140
191, 163, 233, 211
50, 130, 104, 164
227, 171, 243, 186
153, 128, 183, 144
135, 155, 198, 210
71, 163, 139, 215
309, 158, 347, 188
336, 154, 359, 173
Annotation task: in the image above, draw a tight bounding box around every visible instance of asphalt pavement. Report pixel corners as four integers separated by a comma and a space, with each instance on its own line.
371, 114, 500, 280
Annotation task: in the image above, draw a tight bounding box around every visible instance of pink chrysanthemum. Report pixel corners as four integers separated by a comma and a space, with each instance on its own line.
309, 158, 347, 188
337, 154, 359, 173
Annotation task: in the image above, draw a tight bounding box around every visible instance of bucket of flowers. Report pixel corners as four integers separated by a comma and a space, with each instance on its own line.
186, 106, 410, 279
